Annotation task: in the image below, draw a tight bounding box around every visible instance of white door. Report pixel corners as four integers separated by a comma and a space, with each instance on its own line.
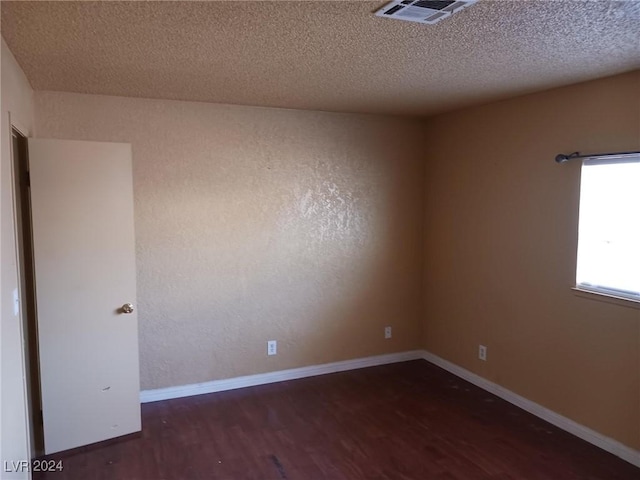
28, 138, 141, 454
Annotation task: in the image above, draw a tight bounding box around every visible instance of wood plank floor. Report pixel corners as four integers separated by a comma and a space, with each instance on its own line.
35, 360, 639, 479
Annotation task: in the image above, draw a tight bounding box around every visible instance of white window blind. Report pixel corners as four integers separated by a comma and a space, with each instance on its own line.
576, 156, 640, 301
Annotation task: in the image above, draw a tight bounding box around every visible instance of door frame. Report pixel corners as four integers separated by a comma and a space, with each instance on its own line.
8, 110, 42, 460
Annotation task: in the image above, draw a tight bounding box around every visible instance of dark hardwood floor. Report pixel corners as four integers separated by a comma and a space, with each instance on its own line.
35, 360, 639, 479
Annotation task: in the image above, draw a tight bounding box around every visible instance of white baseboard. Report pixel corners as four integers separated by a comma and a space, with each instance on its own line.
140, 350, 424, 403
422, 350, 640, 469
140, 348, 640, 469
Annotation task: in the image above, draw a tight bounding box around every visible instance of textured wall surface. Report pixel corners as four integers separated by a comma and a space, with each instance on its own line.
3, 1, 640, 116
1, 38, 34, 477
423, 71, 640, 450
34, 92, 425, 390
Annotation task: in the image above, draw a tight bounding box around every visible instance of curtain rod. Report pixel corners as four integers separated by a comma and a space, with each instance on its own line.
555, 150, 640, 164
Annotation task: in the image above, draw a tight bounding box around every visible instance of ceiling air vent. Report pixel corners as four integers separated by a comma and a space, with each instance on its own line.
375, 0, 479, 25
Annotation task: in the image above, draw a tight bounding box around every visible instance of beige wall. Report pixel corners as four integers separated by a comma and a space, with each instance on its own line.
1, 38, 34, 476
34, 92, 426, 390
423, 71, 640, 451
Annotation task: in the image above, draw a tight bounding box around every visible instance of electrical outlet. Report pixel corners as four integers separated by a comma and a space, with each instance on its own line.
267, 340, 277, 356
478, 345, 487, 361
384, 326, 392, 339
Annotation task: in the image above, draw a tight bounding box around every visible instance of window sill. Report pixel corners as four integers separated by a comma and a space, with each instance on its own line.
572, 287, 640, 310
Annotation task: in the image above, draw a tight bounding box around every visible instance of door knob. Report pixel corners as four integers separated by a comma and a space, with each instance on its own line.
121, 303, 134, 314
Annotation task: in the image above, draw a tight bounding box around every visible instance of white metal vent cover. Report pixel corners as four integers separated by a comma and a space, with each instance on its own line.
375, 0, 479, 25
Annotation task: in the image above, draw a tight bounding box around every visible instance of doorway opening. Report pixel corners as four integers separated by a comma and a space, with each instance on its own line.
12, 127, 45, 456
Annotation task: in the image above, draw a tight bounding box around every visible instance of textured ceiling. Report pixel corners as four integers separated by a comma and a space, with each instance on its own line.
2, 0, 639, 117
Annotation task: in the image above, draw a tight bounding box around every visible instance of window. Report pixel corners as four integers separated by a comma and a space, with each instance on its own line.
575, 156, 640, 302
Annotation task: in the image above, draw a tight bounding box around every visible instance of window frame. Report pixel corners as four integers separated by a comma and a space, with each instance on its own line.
573, 155, 640, 308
